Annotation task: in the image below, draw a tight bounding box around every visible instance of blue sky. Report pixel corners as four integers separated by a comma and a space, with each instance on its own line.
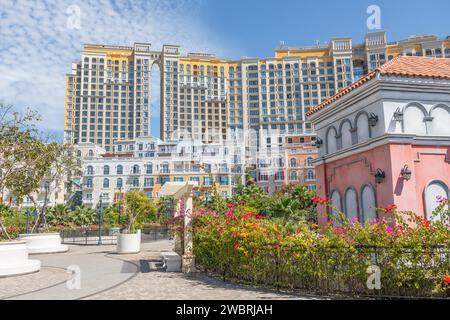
0, 0, 449, 140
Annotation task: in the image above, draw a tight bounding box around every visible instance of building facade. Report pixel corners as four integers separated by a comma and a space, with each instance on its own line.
64, 33, 450, 197
77, 136, 237, 208
307, 56, 450, 228
64, 43, 161, 151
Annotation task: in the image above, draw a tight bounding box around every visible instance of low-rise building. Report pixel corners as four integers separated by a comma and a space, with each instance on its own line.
78, 136, 237, 208
307, 56, 450, 227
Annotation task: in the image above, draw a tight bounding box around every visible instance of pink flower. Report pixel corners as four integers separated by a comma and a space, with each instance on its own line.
382, 204, 397, 214
234, 242, 240, 252
227, 202, 236, 208
385, 226, 394, 234
437, 196, 448, 204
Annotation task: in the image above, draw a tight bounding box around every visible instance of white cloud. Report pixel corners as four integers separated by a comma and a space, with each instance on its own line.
0, 0, 225, 135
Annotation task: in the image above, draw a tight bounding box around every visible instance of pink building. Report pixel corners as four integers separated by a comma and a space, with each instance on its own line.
307, 56, 450, 228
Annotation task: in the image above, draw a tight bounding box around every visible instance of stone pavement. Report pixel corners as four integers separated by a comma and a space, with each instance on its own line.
0, 240, 321, 300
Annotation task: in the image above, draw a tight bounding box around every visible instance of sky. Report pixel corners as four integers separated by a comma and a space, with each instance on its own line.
0, 0, 449, 140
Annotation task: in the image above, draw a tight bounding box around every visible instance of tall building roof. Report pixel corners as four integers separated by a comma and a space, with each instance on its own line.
306, 56, 450, 116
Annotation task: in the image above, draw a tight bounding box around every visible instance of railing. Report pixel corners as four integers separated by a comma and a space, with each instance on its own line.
60, 227, 170, 245
195, 244, 449, 298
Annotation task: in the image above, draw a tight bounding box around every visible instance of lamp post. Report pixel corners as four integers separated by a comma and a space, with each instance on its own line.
118, 186, 123, 226
97, 194, 104, 245
26, 208, 30, 234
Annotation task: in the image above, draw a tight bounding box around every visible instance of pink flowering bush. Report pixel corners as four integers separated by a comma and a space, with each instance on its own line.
193, 197, 450, 297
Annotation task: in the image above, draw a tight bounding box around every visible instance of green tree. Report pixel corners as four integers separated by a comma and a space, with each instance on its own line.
124, 191, 155, 233
0, 104, 45, 238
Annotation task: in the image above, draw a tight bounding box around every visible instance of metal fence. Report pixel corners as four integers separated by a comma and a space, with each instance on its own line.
197, 244, 450, 299
60, 227, 170, 245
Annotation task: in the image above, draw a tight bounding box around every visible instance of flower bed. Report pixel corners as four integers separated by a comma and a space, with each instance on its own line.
193, 199, 450, 298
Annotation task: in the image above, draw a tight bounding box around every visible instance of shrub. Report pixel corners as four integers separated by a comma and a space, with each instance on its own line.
192, 197, 450, 297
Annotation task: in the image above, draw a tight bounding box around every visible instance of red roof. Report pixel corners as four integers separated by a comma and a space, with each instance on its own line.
306, 56, 450, 116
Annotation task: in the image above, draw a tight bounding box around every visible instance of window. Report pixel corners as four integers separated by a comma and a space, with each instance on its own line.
344, 188, 359, 221
290, 171, 298, 181
307, 157, 314, 167
103, 178, 110, 188
116, 178, 123, 188
132, 165, 140, 174
307, 170, 315, 180
361, 185, 377, 223
132, 178, 139, 187
290, 158, 297, 168
88, 150, 93, 157
86, 166, 94, 175
103, 165, 110, 175
330, 190, 342, 225
116, 165, 123, 175
86, 178, 93, 188
425, 181, 449, 222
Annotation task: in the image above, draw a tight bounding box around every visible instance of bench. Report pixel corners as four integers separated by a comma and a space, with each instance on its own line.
161, 251, 182, 272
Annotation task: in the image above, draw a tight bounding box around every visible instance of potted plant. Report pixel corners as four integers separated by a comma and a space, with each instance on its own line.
116, 191, 155, 254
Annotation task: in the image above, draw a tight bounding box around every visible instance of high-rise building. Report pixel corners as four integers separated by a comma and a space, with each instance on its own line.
64, 43, 160, 151
65, 32, 450, 178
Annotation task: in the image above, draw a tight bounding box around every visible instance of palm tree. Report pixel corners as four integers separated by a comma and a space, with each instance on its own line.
69, 205, 96, 227
46, 204, 70, 226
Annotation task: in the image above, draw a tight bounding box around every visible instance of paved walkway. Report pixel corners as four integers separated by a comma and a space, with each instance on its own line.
0, 240, 319, 300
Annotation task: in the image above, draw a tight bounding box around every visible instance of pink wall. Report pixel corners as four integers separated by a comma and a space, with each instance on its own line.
389, 144, 450, 219
316, 143, 450, 228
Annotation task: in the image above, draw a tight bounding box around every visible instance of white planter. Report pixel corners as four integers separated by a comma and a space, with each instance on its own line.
0, 241, 41, 277
116, 230, 141, 254
18, 233, 69, 254
161, 251, 182, 272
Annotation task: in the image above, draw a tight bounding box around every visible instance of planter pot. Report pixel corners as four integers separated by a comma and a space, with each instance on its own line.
18, 233, 69, 254
116, 230, 141, 254
0, 241, 41, 277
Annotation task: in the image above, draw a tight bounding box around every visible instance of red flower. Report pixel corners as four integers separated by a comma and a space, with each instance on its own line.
227, 202, 236, 208
334, 227, 346, 235
234, 242, 240, 252
420, 217, 431, 229
311, 195, 330, 205
443, 275, 450, 285
382, 204, 397, 214
225, 210, 236, 219
255, 215, 264, 220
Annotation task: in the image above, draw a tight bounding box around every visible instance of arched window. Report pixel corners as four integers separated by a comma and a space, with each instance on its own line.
116, 178, 123, 188
326, 126, 338, 154
330, 190, 342, 224
86, 178, 93, 188
290, 158, 297, 168
132, 165, 140, 174
307, 170, 315, 181
425, 181, 449, 222
103, 165, 110, 175
403, 104, 427, 135
77, 150, 82, 157
86, 166, 94, 175
340, 120, 353, 149
116, 165, 123, 175
290, 171, 298, 181
344, 187, 359, 222
307, 157, 314, 167
361, 185, 377, 223
88, 150, 94, 157
103, 178, 110, 188
429, 105, 450, 136
132, 178, 139, 187
355, 112, 370, 143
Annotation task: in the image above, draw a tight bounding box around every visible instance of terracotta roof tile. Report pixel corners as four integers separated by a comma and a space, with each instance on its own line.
306, 56, 450, 116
